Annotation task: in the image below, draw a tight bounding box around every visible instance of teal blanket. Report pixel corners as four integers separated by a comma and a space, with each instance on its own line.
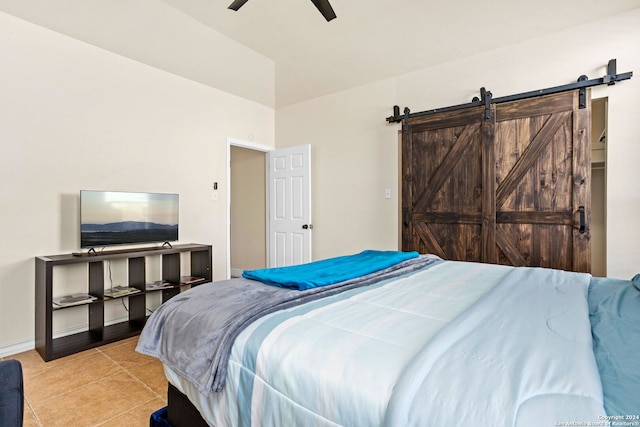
242, 250, 419, 290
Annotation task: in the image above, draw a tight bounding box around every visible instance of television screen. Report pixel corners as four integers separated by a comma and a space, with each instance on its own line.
80, 190, 179, 248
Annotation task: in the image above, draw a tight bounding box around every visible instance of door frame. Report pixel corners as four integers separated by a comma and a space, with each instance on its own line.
226, 137, 273, 279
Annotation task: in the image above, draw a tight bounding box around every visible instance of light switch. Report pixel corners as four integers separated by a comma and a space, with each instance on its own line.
385, 188, 392, 199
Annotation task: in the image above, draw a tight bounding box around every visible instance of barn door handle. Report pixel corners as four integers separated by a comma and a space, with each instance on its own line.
578, 206, 586, 234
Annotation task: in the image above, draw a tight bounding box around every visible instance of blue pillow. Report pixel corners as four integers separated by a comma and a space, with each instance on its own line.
589, 276, 640, 416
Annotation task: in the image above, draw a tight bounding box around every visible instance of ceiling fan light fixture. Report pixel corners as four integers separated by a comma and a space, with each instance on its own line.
310, 0, 337, 21
228, 0, 250, 11
228, 0, 337, 21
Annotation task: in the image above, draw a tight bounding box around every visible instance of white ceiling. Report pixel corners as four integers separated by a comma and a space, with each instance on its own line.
1, 0, 639, 107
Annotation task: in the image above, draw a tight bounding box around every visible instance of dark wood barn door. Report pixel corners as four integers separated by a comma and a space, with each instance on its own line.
401, 106, 489, 262
402, 90, 591, 272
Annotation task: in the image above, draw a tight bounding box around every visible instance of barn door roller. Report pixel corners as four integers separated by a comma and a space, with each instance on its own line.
386, 59, 632, 124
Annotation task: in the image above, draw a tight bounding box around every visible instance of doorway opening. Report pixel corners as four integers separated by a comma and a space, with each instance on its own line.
227, 138, 272, 278
591, 97, 607, 277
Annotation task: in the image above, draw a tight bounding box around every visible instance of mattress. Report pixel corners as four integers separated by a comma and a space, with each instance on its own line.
158, 260, 610, 427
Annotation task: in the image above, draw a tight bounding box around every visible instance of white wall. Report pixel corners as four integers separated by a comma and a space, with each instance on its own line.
277, 81, 400, 260
0, 12, 274, 351
276, 9, 640, 279
0, 0, 276, 107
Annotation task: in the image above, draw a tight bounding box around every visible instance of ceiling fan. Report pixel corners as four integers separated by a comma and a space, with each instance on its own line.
228, 0, 337, 22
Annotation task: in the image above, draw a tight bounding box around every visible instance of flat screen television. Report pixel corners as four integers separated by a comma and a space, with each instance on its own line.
80, 190, 179, 248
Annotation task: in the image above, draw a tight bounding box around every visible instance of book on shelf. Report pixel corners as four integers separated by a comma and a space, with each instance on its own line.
145, 280, 174, 291
104, 286, 141, 299
180, 275, 205, 285
52, 293, 97, 308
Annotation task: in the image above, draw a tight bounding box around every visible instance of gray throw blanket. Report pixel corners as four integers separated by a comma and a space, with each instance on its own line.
136, 254, 440, 394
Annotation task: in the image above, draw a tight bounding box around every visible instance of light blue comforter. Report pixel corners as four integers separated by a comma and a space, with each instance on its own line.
384, 266, 603, 426
165, 261, 606, 427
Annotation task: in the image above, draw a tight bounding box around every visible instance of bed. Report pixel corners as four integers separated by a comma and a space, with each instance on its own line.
136, 250, 640, 427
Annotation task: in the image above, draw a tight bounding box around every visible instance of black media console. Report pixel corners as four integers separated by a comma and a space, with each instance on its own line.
35, 243, 212, 361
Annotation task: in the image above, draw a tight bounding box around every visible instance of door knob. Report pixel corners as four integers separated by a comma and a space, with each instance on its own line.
302, 224, 313, 230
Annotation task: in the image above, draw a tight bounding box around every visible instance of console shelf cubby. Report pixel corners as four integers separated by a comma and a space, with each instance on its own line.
35, 243, 212, 361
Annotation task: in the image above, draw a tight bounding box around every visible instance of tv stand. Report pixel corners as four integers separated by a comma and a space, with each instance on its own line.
35, 243, 212, 361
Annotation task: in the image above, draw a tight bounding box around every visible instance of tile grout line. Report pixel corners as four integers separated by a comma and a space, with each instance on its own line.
92, 346, 166, 426
15, 339, 165, 426
97, 346, 166, 402
21, 351, 110, 424
24, 396, 43, 427
26, 348, 129, 426
27, 364, 127, 426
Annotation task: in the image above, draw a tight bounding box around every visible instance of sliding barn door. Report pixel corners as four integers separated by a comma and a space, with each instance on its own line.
493, 91, 591, 271
402, 106, 490, 262
402, 90, 591, 272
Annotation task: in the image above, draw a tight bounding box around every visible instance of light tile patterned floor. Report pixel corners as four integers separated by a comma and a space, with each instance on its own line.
1, 337, 167, 427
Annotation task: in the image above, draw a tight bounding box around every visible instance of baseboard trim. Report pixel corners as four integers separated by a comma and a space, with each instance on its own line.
0, 339, 34, 358
0, 316, 131, 358
230, 268, 244, 278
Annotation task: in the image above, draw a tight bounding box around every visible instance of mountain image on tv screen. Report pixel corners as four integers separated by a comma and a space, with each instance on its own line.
80, 191, 178, 248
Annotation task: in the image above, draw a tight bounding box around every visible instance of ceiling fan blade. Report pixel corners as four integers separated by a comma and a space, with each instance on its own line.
228, 0, 250, 11
310, 0, 337, 21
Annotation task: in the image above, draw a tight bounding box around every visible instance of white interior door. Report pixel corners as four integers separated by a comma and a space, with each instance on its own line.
267, 144, 312, 267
